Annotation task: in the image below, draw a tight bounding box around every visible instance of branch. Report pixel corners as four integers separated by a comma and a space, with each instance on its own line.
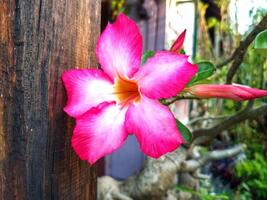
192, 103, 267, 141
112, 192, 133, 200
216, 54, 235, 68
216, 15, 267, 71
98, 144, 246, 199
225, 14, 267, 83
119, 148, 187, 199
162, 95, 199, 106
187, 115, 230, 126
180, 144, 245, 172
192, 171, 211, 180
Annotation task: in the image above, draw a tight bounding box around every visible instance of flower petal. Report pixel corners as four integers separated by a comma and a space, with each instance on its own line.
96, 13, 142, 79
72, 102, 128, 164
125, 96, 184, 158
134, 51, 198, 99
62, 69, 115, 117
187, 84, 267, 101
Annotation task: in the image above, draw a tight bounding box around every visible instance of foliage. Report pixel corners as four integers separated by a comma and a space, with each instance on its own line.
141, 51, 155, 65
188, 61, 216, 86
190, 3, 267, 200
234, 149, 267, 200
176, 119, 192, 143
110, 0, 129, 20
176, 185, 229, 200
254, 30, 267, 54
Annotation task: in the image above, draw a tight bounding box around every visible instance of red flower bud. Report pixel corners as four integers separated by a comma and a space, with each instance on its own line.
186, 84, 267, 101
170, 29, 186, 53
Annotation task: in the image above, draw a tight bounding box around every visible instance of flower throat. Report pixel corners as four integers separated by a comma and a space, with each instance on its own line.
113, 76, 140, 106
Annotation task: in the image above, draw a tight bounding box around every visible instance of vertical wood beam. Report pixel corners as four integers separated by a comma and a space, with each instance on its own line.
0, 0, 100, 199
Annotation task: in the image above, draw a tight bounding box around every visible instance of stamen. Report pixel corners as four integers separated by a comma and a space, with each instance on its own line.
113, 76, 140, 106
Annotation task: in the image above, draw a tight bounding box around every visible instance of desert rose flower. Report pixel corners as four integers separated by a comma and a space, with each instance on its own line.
186, 84, 267, 101
62, 14, 198, 164
170, 29, 186, 53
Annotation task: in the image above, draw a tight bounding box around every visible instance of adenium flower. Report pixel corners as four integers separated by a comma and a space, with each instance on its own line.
185, 84, 267, 101
62, 14, 198, 164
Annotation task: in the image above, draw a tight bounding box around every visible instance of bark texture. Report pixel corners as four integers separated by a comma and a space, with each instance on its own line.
98, 145, 245, 200
0, 0, 100, 199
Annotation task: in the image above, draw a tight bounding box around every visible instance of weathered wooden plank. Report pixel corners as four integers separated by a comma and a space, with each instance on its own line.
0, 0, 100, 199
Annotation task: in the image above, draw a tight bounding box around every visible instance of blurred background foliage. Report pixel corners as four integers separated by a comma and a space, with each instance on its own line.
190, 0, 267, 199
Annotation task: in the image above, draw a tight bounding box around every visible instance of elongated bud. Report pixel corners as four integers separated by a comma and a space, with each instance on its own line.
170, 29, 186, 53
186, 84, 267, 101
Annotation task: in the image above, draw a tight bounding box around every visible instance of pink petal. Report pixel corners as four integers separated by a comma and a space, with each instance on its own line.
134, 51, 198, 99
125, 96, 184, 158
62, 69, 115, 117
96, 13, 142, 79
187, 84, 267, 101
72, 102, 128, 164
170, 29, 186, 53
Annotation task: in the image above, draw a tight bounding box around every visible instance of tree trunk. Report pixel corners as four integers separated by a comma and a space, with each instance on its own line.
0, 0, 100, 199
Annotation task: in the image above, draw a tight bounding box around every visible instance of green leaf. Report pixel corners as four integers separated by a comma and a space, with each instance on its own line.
176, 119, 192, 143
254, 30, 267, 54
141, 51, 155, 65
188, 61, 216, 86
176, 185, 198, 195
180, 49, 186, 55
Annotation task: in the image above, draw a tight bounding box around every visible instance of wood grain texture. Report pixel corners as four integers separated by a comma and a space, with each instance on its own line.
0, 0, 100, 199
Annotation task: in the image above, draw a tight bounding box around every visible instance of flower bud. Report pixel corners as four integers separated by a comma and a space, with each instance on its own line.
170, 29, 186, 53
186, 84, 267, 101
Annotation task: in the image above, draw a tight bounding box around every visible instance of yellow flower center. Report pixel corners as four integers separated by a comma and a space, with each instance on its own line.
113, 76, 141, 106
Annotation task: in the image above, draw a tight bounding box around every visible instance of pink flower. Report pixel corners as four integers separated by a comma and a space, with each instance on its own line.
62, 14, 198, 164
186, 84, 267, 101
170, 29, 186, 53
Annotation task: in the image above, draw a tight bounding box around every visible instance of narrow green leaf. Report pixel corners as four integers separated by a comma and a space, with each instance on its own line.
188, 61, 216, 86
141, 51, 155, 65
176, 119, 192, 143
254, 30, 267, 54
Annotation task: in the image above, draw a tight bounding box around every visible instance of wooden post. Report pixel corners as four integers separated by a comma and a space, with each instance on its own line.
0, 0, 100, 199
